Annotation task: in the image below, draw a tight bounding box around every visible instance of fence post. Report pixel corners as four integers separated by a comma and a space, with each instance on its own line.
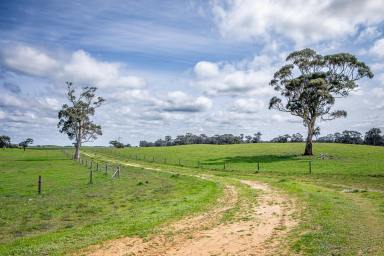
178, 159, 181, 166
90, 161, 93, 169
89, 169, 93, 184
105, 164, 108, 174
38, 175, 42, 194
118, 166, 120, 177
85, 159, 88, 167
96, 163, 99, 171
257, 162, 260, 171
309, 161, 312, 174
152, 156, 155, 162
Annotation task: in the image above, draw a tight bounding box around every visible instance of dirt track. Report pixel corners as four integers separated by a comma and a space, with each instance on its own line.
76, 157, 298, 256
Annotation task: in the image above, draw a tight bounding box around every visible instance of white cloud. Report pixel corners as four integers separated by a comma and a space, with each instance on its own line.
356, 26, 381, 42
0, 110, 5, 119
1, 45, 146, 90
161, 91, 212, 112
37, 97, 61, 111
232, 98, 264, 113
371, 87, 384, 97
1, 45, 58, 76
194, 61, 219, 78
211, 0, 384, 45
369, 38, 384, 58
0, 91, 23, 107
62, 50, 145, 89
192, 55, 276, 96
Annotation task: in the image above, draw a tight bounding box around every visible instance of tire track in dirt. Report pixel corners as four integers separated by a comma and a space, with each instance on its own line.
76, 153, 298, 256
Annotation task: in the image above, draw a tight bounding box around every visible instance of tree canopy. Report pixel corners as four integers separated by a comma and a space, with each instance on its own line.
269, 48, 373, 155
58, 82, 105, 159
19, 138, 33, 151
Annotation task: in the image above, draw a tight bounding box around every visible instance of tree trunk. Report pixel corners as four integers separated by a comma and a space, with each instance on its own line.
74, 123, 82, 160
304, 123, 314, 156
74, 141, 81, 160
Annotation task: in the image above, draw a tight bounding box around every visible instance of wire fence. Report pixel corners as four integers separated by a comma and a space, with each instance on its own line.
83, 147, 384, 177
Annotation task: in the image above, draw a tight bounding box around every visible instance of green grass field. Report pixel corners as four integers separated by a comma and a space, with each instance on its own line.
85, 143, 384, 255
1, 143, 384, 255
0, 149, 220, 255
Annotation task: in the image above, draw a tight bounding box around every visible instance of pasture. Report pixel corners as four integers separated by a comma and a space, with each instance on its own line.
85, 143, 384, 255
0, 149, 219, 255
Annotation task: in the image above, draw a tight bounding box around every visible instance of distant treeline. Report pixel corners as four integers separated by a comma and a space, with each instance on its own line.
140, 132, 262, 147
138, 128, 384, 147
0, 135, 34, 150
316, 128, 383, 145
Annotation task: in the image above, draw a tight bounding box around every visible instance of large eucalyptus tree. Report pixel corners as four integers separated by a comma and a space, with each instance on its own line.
58, 82, 105, 159
269, 48, 373, 155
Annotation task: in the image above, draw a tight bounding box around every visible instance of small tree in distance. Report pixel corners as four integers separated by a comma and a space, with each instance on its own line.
109, 140, 125, 148
0, 135, 11, 149
269, 48, 373, 155
364, 128, 382, 146
58, 82, 105, 160
19, 138, 33, 151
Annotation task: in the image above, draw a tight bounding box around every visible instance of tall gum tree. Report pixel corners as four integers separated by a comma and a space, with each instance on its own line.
58, 82, 105, 159
269, 48, 373, 155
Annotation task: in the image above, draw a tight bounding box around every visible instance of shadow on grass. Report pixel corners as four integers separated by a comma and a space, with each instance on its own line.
15, 158, 68, 162
203, 154, 301, 166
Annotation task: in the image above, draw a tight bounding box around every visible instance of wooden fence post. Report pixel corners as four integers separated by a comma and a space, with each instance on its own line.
89, 169, 93, 184
105, 164, 108, 174
96, 163, 99, 171
38, 175, 42, 194
90, 161, 93, 169
257, 162, 260, 171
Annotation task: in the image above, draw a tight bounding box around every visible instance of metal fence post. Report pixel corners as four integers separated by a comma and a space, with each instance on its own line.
38, 175, 42, 194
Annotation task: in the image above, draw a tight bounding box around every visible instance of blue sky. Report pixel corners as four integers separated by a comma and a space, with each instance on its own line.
1, 0, 384, 146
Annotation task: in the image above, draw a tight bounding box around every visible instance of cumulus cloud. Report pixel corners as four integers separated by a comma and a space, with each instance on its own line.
1, 45, 58, 76
211, 0, 384, 45
61, 50, 145, 89
192, 55, 276, 96
232, 98, 264, 113
194, 61, 220, 78
1, 44, 146, 90
161, 91, 212, 112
